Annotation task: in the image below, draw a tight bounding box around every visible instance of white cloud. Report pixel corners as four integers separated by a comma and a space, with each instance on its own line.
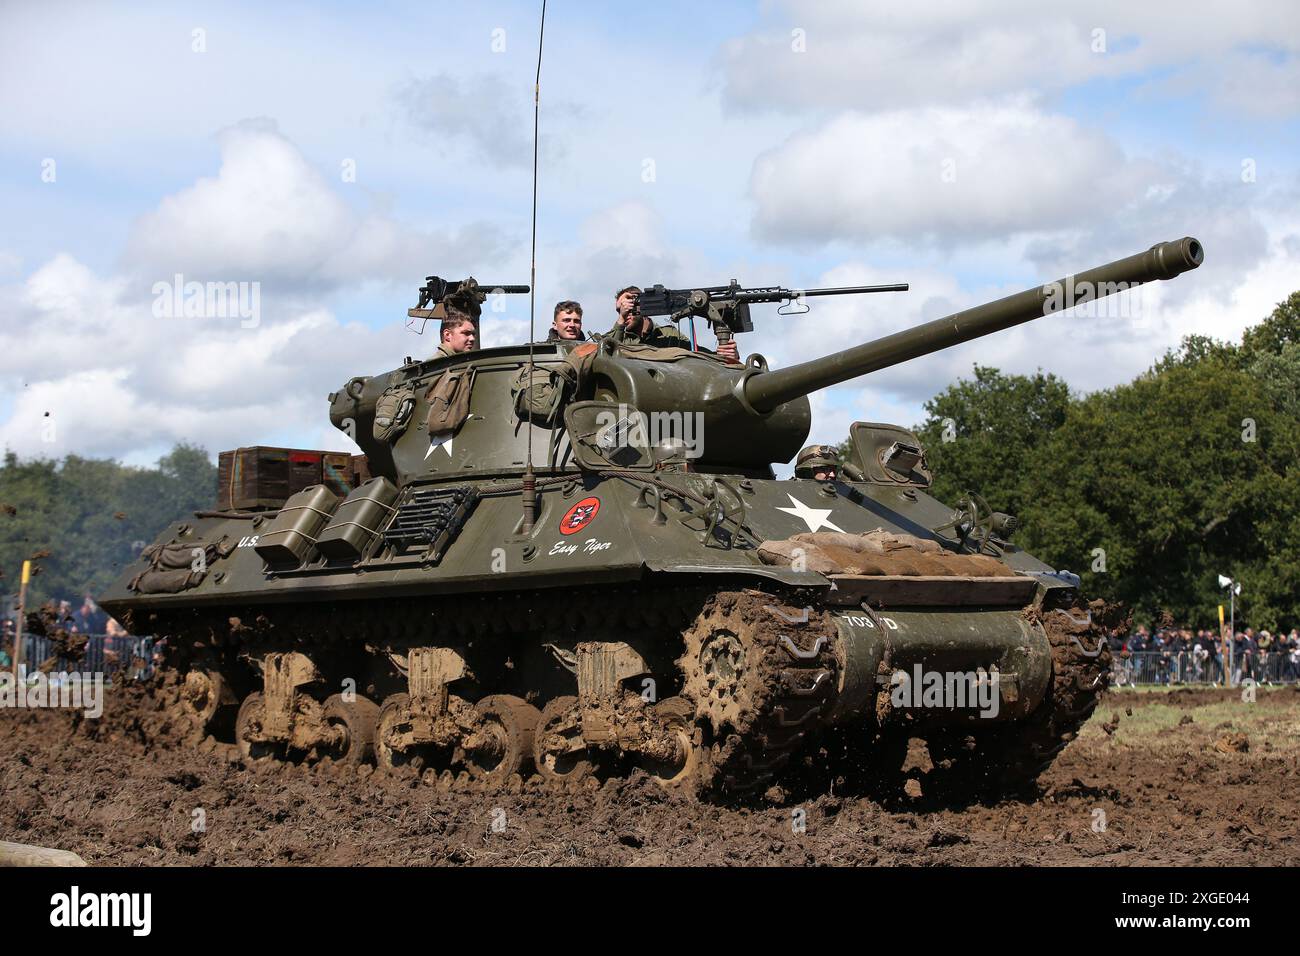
0, 118, 504, 463
397, 73, 533, 167
0, 254, 403, 461
3, 2, 1298, 475
542, 201, 714, 334
122, 119, 511, 289
745, 212, 1300, 447
719, 1, 1300, 116
750, 104, 1141, 243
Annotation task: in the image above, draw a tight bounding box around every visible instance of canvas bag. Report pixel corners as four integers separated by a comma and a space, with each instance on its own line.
424, 364, 477, 436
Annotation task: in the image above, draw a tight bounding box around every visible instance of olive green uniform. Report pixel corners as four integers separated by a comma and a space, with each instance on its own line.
607, 320, 692, 349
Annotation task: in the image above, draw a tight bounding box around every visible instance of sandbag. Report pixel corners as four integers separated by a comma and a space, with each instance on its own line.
760, 529, 1020, 577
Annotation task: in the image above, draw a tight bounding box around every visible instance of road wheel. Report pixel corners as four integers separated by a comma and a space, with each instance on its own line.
322, 694, 379, 766
375, 693, 452, 776
180, 668, 234, 733
533, 696, 592, 784
636, 697, 700, 790
235, 693, 281, 763
462, 695, 540, 786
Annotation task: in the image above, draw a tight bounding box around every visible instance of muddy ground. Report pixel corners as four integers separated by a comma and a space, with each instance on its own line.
2, 681, 1297, 866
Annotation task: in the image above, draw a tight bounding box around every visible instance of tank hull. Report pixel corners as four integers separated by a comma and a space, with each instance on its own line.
101, 471, 1103, 796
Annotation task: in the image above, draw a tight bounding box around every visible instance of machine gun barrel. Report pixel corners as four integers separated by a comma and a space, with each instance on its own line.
734, 282, 910, 303
742, 237, 1203, 414
635, 280, 907, 319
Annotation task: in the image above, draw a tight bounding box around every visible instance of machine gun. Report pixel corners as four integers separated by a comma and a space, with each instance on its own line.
407, 276, 530, 332
633, 279, 909, 347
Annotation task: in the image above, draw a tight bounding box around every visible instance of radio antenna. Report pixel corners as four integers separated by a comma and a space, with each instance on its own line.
521, 0, 546, 534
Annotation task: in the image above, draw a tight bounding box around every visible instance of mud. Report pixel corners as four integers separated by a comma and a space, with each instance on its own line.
2, 682, 1296, 866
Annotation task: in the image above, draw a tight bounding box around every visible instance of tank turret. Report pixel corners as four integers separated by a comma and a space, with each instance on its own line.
329, 238, 1201, 481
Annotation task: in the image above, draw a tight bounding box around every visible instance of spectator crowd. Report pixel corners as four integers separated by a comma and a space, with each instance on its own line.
2, 592, 151, 678
1109, 623, 1300, 685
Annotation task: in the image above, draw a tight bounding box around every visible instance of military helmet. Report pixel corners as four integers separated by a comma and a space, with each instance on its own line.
794, 444, 839, 478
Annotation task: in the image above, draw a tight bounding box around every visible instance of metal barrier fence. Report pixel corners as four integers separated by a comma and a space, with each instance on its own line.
1111, 650, 1300, 687
13, 633, 159, 681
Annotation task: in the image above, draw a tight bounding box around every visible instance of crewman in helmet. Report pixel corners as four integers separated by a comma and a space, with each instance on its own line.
794, 444, 840, 481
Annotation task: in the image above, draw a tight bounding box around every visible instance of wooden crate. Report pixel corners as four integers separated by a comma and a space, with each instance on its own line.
321, 452, 355, 496
352, 455, 372, 486
217, 447, 291, 510
217, 447, 371, 510
288, 450, 322, 495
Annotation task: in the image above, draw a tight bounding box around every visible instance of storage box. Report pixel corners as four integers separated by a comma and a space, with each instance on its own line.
351, 455, 372, 486
321, 452, 355, 497
288, 451, 323, 495
217, 447, 292, 510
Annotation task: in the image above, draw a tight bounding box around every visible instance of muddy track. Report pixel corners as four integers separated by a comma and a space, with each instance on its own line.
3, 681, 1297, 866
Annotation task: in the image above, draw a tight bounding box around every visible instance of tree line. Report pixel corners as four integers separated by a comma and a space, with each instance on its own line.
0, 444, 216, 611
908, 292, 1300, 631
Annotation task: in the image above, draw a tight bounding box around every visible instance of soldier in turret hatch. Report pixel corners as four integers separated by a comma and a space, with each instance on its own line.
428, 280, 486, 360
434, 314, 477, 359
511, 301, 587, 421
609, 286, 740, 363
548, 300, 585, 341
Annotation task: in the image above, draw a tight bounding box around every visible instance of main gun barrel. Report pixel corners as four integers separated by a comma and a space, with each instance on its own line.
743, 237, 1203, 414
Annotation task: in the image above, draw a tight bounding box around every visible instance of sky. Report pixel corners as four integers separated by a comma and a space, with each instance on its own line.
2, 0, 1298, 468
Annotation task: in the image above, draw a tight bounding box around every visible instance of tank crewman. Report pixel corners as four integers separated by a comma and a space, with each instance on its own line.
434, 314, 477, 359
426, 279, 487, 360
794, 444, 840, 481
548, 300, 585, 341
607, 286, 740, 363
513, 300, 587, 420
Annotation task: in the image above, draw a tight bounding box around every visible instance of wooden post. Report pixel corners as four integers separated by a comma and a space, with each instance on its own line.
1218, 604, 1229, 688
11, 559, 29, 681
0, 840, 87, 867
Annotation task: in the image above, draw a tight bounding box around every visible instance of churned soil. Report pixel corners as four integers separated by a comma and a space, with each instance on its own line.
2, 681, 1296, 866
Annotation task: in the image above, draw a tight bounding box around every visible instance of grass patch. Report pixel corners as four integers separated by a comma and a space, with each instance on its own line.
1081, 687, 1300, 755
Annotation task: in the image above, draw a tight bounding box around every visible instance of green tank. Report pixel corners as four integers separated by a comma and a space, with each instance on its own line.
100, 238, 1203, 797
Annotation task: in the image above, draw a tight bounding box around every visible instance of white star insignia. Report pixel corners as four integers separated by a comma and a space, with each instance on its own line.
425, 433, 455, 459
776, 494, 845, 533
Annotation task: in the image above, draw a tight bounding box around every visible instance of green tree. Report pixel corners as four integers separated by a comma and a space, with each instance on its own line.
913, 365, 1071, 517
1241, 290, 1300, 357
1020, 352, 1299, 629
0, 444, 216, 611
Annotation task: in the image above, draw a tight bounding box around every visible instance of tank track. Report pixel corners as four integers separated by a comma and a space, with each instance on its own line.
129, 581, 834, 796
127, 585, 1107, 800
